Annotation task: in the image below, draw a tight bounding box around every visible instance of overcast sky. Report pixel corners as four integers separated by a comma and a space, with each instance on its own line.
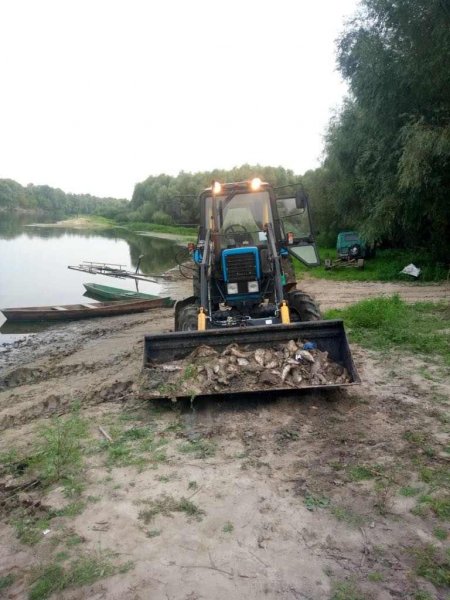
0, 0, 358, 199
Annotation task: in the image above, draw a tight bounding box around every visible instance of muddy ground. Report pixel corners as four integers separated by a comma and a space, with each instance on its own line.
0, 276, 449, 599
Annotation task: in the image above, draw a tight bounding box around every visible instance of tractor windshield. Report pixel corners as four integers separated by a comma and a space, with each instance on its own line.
205, 191, 273, 248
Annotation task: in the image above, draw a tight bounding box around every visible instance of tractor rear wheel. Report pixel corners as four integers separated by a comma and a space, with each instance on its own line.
176, 303, 199, 331
287, 291, 321, 322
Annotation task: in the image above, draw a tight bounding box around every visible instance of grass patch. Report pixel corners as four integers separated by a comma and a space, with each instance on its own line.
13, 500, 88, 546
13, 513, 53, 546
146, 529, 161, 538
411, 544, 450, 587
138, 494, 205, 523
331, 506, 366, 527
177, 438, 216, 459
348, 465, 377, 482
331, 580, 367, 600
413, 495, 450, 520
298, 247, 448, 282
28, 552, 133, 600
0, 573, 15, 591
367, 572, 383, 582
223, 521, 234, 533
400, 486, 423, 497
433, 527, 448, 541
304, 494, 330, 511
325, 297, 450, 363
30, 409, 89, 494
101, 425, 167, 469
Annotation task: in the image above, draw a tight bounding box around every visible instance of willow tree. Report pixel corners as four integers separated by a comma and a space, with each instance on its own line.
326, 0, 450, 257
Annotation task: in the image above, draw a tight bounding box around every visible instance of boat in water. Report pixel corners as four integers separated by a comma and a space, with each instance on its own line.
83, 282, 174, 305
1, 298, 173, 322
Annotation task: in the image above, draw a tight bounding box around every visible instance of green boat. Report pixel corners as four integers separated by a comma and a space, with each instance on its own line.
83, 282, 174, 306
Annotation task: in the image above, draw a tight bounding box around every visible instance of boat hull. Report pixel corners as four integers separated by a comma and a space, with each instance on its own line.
83, 283, 174, 305
1, 299, 170, 322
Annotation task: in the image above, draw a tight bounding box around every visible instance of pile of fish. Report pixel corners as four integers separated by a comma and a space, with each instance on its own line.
143, 339, 351, 399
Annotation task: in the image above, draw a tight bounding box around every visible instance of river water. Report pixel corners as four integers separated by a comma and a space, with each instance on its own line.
0, 213, 187, 341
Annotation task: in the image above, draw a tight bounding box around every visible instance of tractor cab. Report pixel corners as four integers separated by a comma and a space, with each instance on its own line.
177, 178, 321, 330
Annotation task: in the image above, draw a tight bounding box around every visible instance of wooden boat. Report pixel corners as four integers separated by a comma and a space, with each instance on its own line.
83, 282, 174, 305
1, 298, 173, 322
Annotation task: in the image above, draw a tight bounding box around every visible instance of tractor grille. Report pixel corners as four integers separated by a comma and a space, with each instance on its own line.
225, 252, 257, 281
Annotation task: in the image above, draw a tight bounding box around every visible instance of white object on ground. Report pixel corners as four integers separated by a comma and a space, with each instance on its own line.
400, 263, 421, 277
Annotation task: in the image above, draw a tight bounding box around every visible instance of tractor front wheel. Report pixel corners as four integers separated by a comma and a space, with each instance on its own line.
176, 303, 200, 331
287, 291, 321, 322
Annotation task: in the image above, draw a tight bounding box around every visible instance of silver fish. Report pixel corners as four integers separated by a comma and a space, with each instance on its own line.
254, 349, 266, 366
295, 350, 315, 363
237, 357, 249, 366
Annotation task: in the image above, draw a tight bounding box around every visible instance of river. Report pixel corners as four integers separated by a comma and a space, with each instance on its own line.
0, 213, 187, 341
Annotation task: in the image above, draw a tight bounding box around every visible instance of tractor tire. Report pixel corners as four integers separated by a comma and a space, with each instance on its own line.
287, 290, 321, 322
176, 302, 199, 331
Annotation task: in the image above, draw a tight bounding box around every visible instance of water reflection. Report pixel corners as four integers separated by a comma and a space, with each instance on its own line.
0, 213, 189, 339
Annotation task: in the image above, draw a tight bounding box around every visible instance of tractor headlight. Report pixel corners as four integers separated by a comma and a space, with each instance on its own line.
227, 283, 238, 295
247, 281, 259, 293
250, 177, 261, 191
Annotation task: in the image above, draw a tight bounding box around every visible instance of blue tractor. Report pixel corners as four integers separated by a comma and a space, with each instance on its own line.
143, 179, 359, 398
174, 178, 321, 330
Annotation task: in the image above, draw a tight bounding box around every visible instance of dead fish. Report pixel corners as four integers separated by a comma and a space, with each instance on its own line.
310, 361, 320, 376
254, 349, 266, 366
295, 350, 315, 363
237, 357, 249, 366
291, 368, 303, 385
286, 358, 300, 365
265, 359, 278, 370
231, 347, 252, 359
205, 366, 214, 381
286, 340, 298, 355
161, 364, 182, 372
260, 371, 280, 386
243, 363, 265, 373
281, 364, 293, 382
190, 345, 218, 358
223, 344, 251, 359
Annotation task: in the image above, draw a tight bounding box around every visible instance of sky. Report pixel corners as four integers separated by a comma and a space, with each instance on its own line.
0, 0, 359, 200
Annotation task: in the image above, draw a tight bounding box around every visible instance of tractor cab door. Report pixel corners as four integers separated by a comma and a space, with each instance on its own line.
276, 191, 320, 266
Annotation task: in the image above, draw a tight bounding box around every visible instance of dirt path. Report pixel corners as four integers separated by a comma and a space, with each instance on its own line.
0, 275, 449, 599
299, 275, 450, 311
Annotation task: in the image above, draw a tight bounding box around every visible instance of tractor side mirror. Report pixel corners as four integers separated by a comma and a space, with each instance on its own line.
295, 190, 308, 210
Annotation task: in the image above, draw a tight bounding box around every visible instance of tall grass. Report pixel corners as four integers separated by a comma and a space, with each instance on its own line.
296, 248, 448, 282
325, 296, 450, 362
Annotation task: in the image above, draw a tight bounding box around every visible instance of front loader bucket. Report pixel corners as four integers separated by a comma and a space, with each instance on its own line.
143, 320, 360, 400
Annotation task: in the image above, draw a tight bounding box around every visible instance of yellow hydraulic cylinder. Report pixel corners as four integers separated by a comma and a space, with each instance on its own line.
280, 300, 290, 324
197, 307, 206, 331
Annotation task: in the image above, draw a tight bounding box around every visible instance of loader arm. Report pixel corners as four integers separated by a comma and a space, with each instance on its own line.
265, 222, 285, 307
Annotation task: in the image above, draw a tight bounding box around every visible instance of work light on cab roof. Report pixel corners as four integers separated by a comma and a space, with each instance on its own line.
250, 177, 262, 191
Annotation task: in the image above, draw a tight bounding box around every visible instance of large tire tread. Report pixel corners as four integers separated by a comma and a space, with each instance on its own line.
287, 290, 321, 321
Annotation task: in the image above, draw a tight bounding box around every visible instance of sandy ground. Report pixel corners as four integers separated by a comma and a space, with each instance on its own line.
26, 218, 112, 230
299, 275, 450, 311
0, 275, 449, 600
